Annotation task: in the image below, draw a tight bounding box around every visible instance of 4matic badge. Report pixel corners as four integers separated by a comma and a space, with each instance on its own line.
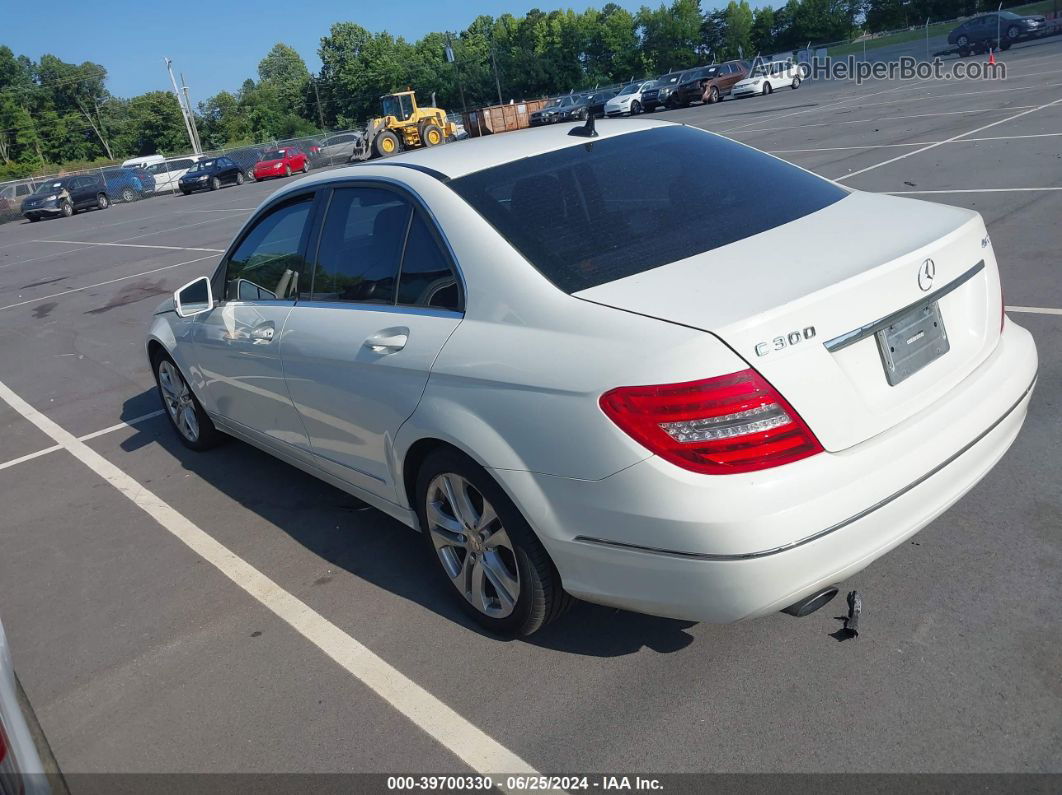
755, 326, 816, 357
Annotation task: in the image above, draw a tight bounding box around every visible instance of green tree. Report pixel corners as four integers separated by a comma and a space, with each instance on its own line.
258, 43, 311, 115
721, 1, 755, 59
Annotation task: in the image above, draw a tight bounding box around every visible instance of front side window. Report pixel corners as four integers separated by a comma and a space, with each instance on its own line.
450, 125, 847, 294
224, 196, 313, 302
311, 188, 411, 303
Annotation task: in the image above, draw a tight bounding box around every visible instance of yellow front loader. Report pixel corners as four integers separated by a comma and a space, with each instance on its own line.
350, 91, 457, 161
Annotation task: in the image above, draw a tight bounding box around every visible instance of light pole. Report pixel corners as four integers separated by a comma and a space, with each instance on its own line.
997, 2, 1003, 52
165, 58, 199, 154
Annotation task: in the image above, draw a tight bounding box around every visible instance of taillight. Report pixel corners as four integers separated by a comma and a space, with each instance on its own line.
600, 369, 823, 474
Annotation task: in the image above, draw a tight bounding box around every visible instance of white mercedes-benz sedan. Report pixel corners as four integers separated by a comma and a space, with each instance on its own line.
147, 119, 1037, 636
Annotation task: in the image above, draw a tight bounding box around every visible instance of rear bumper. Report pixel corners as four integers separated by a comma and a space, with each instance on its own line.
494, 319, 1037, 622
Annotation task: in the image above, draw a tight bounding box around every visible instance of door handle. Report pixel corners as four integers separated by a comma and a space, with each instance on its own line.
364, 328, 409, 353
250, 323, 275, 344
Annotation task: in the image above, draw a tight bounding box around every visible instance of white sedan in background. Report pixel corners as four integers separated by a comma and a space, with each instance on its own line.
733, 59, 803, 97
605, 80, 655, 116
144, 156, 206, 194
147, 120, 1036, 636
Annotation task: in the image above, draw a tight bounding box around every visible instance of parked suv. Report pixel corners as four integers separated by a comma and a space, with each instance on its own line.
700, 61, 749, 103
22, 175, 110, 221
639, 71, 687, 111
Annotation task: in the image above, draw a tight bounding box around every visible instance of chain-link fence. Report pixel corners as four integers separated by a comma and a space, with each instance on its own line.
0, 126, 367, 226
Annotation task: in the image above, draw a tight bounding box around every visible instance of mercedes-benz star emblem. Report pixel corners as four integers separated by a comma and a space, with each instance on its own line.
918, 258, 935, 292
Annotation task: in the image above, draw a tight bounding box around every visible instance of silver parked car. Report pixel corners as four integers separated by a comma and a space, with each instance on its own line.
0, 618, 48, 795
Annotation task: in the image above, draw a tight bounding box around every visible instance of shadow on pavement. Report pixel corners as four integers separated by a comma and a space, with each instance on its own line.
118, 389, 698, 657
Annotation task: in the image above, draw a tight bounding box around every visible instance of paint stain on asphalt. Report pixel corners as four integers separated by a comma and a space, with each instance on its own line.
32, 302, 57, 319
313, 576, 333, 587
85, 279, 169, 315
250, 631, 262, 638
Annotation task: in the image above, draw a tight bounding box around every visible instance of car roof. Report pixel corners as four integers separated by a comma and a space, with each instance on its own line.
284, 118, 673, 185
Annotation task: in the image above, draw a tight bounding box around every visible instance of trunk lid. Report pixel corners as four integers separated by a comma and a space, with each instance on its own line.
575, 191, 1002, 452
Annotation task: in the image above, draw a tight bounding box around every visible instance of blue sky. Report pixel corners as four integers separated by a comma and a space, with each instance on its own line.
7, 0, 737, 103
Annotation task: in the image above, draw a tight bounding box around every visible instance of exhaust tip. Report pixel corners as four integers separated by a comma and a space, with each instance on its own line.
781, 586, 839, 618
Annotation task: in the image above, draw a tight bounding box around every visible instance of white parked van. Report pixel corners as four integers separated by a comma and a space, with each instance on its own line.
121, 154, 166, 170
144, 156, 205, 193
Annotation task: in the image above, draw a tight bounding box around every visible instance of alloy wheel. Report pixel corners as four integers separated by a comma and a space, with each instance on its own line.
425, 473, 521, 619
157, 360, 200, 443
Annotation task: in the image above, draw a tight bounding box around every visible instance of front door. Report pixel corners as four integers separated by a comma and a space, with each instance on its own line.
280, 185, 464, 500
192, 192, 317, 457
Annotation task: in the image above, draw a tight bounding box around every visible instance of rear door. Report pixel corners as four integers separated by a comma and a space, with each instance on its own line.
72, 177, 97, 208
280, 183, 463, 500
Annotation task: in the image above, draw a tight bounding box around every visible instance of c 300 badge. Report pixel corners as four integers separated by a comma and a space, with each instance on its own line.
755, 327, 816, 357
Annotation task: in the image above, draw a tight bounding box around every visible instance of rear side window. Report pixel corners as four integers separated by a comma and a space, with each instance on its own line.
311, 188, 412, 303
450, 125, 847, 293
224, 195, 313, 301
398, 213, 460, 311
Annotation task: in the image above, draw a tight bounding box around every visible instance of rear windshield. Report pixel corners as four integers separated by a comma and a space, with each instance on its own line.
449, 125, 847, 293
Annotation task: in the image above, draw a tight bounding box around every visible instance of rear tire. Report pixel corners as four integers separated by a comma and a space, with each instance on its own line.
28, 216, 40, 222
152, 351, 224, 452
235, 172, 245, 185
416, 448, 573, 636
96, 193, 109, 210
120, 186, 137, 203
421, 122, 444, 147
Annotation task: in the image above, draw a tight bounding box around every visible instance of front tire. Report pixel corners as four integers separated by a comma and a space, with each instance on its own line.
210, 176, 220, 191
284, 165, 291, 177
61, 200, 73, 217
791, 77, 801, 89
416, 448, 572, 636
707, 86, 720, 104
153, 352, 224, 451
763, 82, 773, 95
630, 100, 642, 115
957, 34, 969, 49
374, 130, 400, 157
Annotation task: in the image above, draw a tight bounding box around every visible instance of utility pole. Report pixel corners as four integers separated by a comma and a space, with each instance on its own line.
490, 47, 503, 105
313, 78, 325, 130
446, 34, 467, 113
180, 73, 203, 153
165, 58, 199, 154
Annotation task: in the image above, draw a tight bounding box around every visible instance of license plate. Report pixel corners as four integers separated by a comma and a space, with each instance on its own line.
875, 301, 949, 385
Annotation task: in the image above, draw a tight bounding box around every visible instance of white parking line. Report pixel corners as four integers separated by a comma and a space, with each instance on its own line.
0, 377, 540, 782
0, 409, 166, 471
726, 105, 1038, 135
0, 254, 217, 312
771, 131, 1062, 154
32, 240, 224, 253
1007, 305, 1062, 316
889, 187, 1062, 194
836, 95, 1062, 181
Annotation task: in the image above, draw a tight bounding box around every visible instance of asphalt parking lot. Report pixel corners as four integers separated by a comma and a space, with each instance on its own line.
1, 38, 1060, 782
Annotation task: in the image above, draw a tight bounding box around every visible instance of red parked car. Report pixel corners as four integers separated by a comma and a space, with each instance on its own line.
252, 147, 309, 181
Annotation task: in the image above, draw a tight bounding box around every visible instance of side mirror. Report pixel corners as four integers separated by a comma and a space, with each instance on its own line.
174, 275, 214, 318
